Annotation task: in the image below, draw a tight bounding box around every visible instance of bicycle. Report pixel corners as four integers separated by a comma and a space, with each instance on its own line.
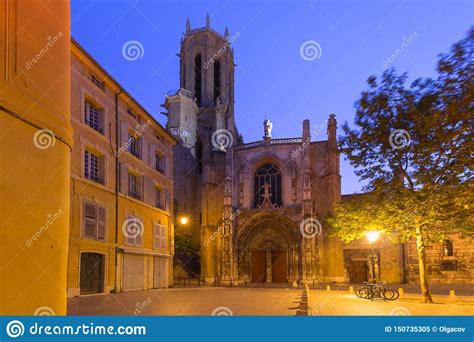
355, 282, 399, 301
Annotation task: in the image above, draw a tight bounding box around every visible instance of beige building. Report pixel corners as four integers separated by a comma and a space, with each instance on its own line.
67, 39, 176, 296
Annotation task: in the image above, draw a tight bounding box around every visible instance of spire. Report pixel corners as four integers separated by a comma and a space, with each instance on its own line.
327, 113, 337, 147
206, 13, 210, 28
186, 17, 191, 33
225, 26, 229, 40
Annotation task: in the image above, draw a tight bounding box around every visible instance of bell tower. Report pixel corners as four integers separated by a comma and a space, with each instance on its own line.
165, 15, 239, 283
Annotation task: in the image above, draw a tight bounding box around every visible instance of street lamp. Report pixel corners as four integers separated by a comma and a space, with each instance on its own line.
179, 216, 189, 225
366, 230, 380, 283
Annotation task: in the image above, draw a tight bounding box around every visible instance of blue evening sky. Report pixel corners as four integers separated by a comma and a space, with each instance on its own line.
70, 0, 472, 195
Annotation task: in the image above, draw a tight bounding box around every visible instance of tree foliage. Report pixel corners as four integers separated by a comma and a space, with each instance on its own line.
328, 27, 473, 303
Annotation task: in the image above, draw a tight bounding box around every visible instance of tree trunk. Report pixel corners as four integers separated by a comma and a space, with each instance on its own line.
415, 226, 433, 303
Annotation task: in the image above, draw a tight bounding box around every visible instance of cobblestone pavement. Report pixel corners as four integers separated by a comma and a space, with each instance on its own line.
68, 287, 474, 316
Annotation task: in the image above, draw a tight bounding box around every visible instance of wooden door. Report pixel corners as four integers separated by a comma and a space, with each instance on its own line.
154, 257, 168, 288
271, 251, 287, 283
348, 260, 368, 284
251, 252, 266, 282
80, 253, 104, 295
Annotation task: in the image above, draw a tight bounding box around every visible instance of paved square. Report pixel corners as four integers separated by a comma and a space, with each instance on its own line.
67, 287, 474, 316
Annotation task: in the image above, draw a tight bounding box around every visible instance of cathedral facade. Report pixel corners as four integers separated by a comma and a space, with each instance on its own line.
165, 17, 345, 285
166, 17, 474, 286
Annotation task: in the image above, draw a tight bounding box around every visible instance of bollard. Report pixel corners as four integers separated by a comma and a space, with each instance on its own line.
292, 280, 298, 288
326, 285, 331, 291
398, 288, 404, 297
349, 285, 354, 293
448, 290, 456, 302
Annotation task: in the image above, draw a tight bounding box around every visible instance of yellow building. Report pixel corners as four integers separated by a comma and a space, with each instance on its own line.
0, 0, 72, 315
67, 40, 176, 296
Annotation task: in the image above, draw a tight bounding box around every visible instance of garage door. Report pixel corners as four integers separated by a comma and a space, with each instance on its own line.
153, 257, 168, 288
123, 254, 144, 291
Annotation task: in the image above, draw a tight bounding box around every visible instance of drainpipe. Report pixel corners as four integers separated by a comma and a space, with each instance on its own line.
114, 90, 122, 291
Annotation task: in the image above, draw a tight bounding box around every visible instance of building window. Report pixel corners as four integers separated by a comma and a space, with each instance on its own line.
90, 74, 105, 91
128, 132, 141, 159
155, 187, 164, 209
153, 222, 166, 249
84, 150, 104, 184
155, 153, 165, 174
83, 201, 106, 241
124, 214, 143, 246
253, 163, 282, 208
84, 101, 103, 134
127, 108, 140, 122
214, 60, 221, 103
440, 260, 457, 271
194, 54, 202, 106
128, 173, 141, 200
444, 240, 454, 256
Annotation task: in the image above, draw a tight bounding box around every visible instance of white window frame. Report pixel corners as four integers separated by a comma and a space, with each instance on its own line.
84, 100, 104, 134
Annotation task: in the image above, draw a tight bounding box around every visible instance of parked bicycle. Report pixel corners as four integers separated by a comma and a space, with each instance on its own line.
355, 282, 399, 301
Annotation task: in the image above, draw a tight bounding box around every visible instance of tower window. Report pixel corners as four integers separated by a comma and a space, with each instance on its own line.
194, 54, 202, 106
214, 60, 221, 103
253, 163, 282, 208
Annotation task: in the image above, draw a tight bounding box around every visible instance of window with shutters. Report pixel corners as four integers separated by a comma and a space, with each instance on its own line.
155, 187, 164, 209
84, 150, 105, 184
128, 132, 141, 159
83, 201, 106, 241
128, 173, 141, 200
153, 222, 166, 249
125, 214, 143, 246
155, 152, 165, 174
84, 100, 104, 134
90, 74, 105, 91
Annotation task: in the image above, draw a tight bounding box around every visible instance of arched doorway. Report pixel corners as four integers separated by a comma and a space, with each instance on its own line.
236, 212, 301, 284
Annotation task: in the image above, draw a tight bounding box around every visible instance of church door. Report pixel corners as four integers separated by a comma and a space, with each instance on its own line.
251, 252, 266, 282
348, 260, 368, 284
271, 251, 287, 283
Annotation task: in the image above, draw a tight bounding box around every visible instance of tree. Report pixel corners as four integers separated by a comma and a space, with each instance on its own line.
329, 28, 473, 303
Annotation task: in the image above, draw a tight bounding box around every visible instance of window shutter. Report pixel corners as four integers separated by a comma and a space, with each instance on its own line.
97, 206, 106, 240
162, 156, 166, 175
84, 201, 97, 238
120, 163, 128, 194
153, 223, 159, 249
150, 144, 156, 170
121, 121, 129, 146
161, 225, 166, 249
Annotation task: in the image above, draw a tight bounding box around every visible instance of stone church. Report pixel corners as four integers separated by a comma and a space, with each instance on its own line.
165, 17, 474, 286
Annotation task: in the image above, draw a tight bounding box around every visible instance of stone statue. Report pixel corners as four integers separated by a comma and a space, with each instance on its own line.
263, 118, 272, 140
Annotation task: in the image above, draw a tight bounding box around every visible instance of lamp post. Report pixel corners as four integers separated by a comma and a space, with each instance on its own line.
366, 231, 380, 284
